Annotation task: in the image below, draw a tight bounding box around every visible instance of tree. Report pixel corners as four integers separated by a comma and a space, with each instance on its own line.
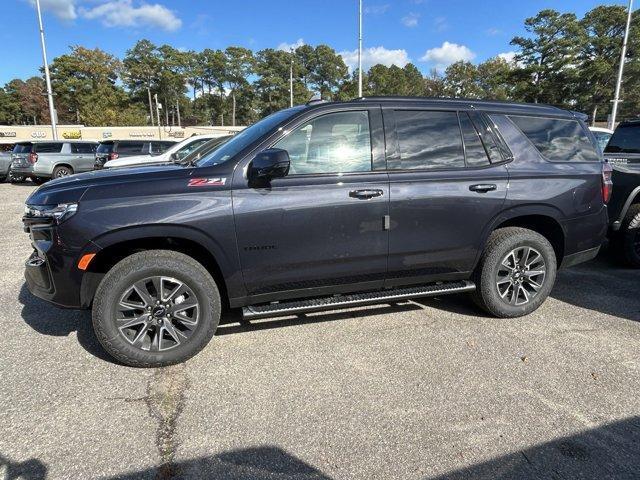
224, 47, 254, 126
308, 45, 348, 99
122, 39, 161, 125
443, 61, 483, 98
511, 9, 583, 106
476, 57, 515, 100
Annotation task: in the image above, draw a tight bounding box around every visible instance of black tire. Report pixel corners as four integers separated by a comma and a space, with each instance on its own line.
31, 177, 46, 185
618, 204, 640, 268
52, 165, 73, 178
92, 250, 221, 367
471, 227, 557, 318
8, 171, 25, 183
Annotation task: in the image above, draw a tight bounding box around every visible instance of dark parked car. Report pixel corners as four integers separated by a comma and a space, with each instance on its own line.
23, 97, 609, 367
94, 140, 175, 169
603, 118, 640, 267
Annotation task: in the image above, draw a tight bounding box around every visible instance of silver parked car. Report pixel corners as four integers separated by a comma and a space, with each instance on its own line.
0, 145, 13, 182
10, 141, 98, 184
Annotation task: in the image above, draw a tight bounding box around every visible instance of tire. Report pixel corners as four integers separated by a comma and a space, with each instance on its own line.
8, 171, 25, 183
31, 177, 46, 185
618, 204, 640, 268
52, 165, 73, 178
92, 250, 221, 367
471, 227, 557, 318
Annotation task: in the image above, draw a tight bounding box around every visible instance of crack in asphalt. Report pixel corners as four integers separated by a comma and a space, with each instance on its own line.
145, 364, 189, 480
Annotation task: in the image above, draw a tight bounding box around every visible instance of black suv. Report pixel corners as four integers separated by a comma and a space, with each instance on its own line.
603, 119, 640, 267
94, 140, 175, 169
23, 97, 610, 367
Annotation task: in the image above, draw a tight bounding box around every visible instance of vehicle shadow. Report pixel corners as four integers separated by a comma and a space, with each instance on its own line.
550, 250, 640, 322
5, 416, 636, 479
17, 283, 115, 364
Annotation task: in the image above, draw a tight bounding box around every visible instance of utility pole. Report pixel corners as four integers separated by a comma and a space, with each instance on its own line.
176, 99, 181, 127
147, 86, 154, 126
34, 0, 57, 139
290, 48, 294, 108
358, 0, 363, 98
610, 0, 634, 130
154, 93, 162, 139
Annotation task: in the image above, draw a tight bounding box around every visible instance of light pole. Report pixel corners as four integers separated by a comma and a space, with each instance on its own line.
290, 48, 294, 108
154, 93, 162, 139
358, 0, 363, 97
610, 0, 634, 130
34, 0, 57, 139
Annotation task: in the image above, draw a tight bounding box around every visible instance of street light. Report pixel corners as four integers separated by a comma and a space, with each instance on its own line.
358, 0, 363, 98
290, 48, 294, 108
609, 0, 634, 130
34, 0, 57, 139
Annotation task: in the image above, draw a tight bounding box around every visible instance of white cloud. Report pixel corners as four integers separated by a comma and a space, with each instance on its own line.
433, 16, 448, 32
497, 51, 517, 63
27, 0, 77, 20
420, 41, 476, 70
401, 12, 420, 28
339, 46, 410, 72
364, 4, 390, 15
486, 27, 501, 36
277, 38, 305, 52
80, 0, 182, 31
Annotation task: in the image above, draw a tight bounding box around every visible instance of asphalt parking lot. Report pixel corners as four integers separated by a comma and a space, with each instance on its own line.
1, 182, 639, 480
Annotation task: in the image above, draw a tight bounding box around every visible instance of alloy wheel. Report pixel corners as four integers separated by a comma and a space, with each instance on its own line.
116, 276, 200, 352
495, 246, 546, 306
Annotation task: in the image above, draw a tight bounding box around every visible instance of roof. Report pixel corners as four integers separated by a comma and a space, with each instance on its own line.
338, 96, 575, 118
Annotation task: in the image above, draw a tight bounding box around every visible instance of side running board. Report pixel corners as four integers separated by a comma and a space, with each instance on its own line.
242, 280, 475, 320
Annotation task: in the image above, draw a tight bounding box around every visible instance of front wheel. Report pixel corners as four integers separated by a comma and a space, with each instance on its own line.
472, 227, 557, 318
92, 250, 221, 367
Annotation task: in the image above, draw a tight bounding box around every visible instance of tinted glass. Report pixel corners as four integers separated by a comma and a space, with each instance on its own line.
96, 143, 114, 153
198, 106, 304, 167
510, 116, 599, 162
391, 110, 464, 170
275, 111, 372, 174
605, 123, 640, 154
34, 143, 63, 153
459, 113, 490, 167
12, 143, 32, 153
470, 112, 505, 163
71, 143, 96, 154
117, 142, 145, 154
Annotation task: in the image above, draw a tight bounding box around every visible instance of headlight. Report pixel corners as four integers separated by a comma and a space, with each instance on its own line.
24, 203, 78, 224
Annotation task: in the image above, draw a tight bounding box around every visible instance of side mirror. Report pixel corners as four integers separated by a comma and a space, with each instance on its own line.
170, 152, 180, 160
248, 148, 290, 182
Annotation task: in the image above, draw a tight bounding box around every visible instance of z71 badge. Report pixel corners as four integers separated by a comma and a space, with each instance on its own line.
188, 177, 227, 187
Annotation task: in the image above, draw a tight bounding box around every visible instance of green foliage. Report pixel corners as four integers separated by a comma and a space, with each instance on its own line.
1, 4, 639, 127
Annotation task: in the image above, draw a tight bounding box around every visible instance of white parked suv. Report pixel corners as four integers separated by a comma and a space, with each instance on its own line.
102, 134, 226, 169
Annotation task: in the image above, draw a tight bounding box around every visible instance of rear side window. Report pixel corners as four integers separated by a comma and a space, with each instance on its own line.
34, 143, 63, 153
391, 110, 464, 170
459, 113, 490, 167
117, 142, 145, 154
509, 116, 599, 162
97, 143, 114, 154
605, 123, 640, 154
71, 143, 96, 154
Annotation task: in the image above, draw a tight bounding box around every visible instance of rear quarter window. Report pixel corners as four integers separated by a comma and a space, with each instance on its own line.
116, 142, 146, 155
34, 143, 63, 153
605, 123, 640, 154
509, 115, 599, 162
71, 143, 97, 154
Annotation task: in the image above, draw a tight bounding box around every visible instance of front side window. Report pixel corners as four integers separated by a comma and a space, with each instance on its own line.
605, 123, 640, 154
510, 116, 599, 162
390, 110, 464, 170
274, 110, 372, 175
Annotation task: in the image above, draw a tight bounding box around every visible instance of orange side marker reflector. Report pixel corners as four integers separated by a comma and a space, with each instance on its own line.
78, 253, 96, 271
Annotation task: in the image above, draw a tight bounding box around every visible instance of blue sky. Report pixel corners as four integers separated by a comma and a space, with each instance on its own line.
1, 0, 632, 85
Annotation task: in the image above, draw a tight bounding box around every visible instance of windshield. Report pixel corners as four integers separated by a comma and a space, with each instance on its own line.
592, 131, 612, 153
181, 136, 231, 164
605, 123, 640, 154
197, 107, 304, 167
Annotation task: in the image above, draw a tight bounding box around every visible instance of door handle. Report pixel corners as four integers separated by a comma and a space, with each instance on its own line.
469, 184, 497, 193
349, 189, 384, 199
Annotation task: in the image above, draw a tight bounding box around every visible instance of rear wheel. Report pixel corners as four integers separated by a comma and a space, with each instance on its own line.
472, 227, 557, 318
618, 204, 640, 268
92, 250, 221, 367
52, 165, 73, 178
8, 171, 25, 183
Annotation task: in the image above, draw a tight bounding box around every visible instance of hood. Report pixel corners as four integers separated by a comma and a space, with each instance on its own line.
26, 163, 187, 206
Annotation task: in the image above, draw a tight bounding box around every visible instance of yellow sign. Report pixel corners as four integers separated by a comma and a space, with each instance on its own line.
62, 130, 82, 139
